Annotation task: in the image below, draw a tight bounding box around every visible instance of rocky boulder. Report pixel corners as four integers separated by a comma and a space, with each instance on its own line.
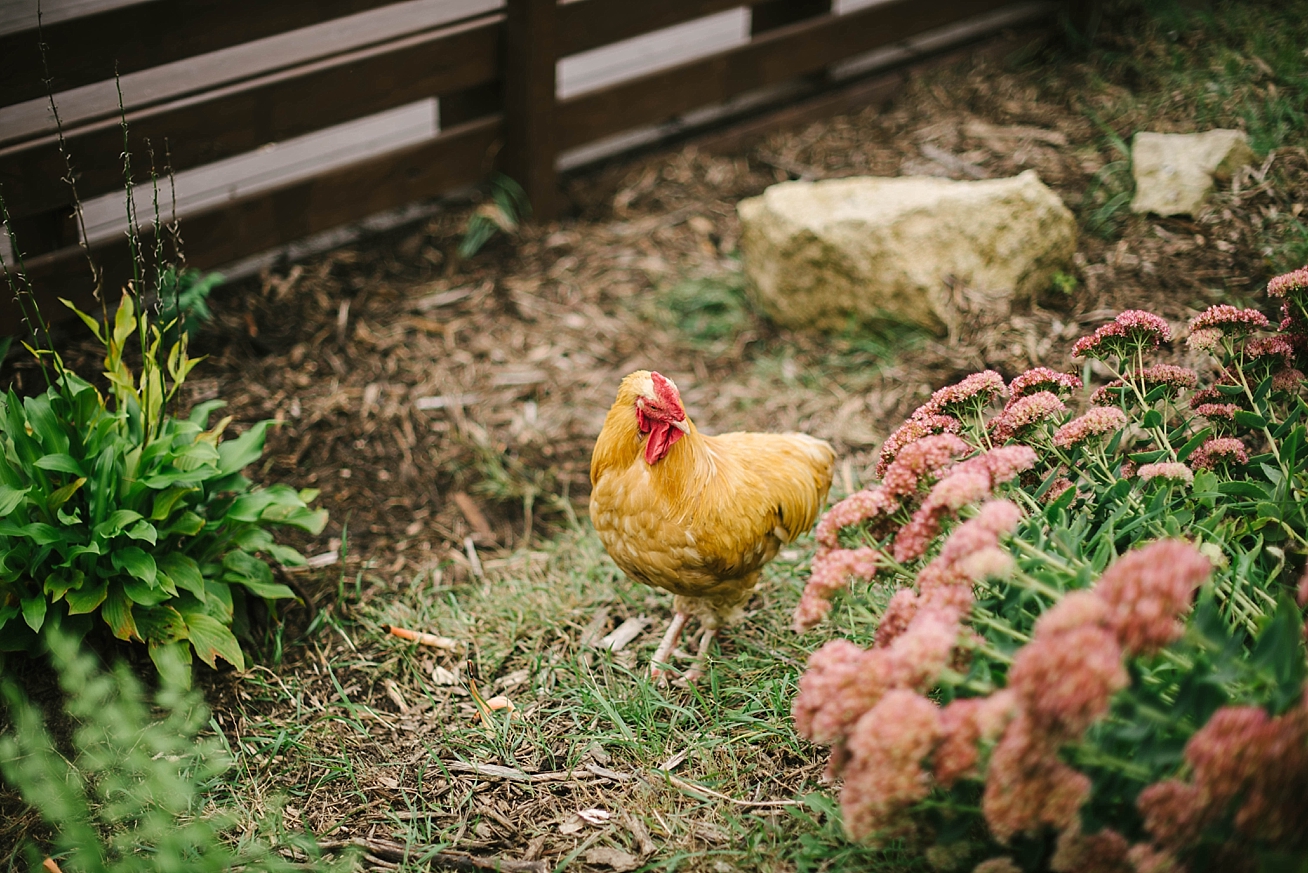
1130, 129, 1255, 217
736, 170, 1076, 333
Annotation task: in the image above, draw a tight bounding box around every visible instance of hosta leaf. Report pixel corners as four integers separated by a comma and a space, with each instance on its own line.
111, 546, 157, 586
124, 576, 172, 605
95, 509, 144, 539
101, 584, 140, 641
125, 520, 158, 544
181, 611, 245, 670
47, 477, 86, 512
158, 553, 206, 601
150, 486, 195, 520
226, 492, 278, 522
33, 453, 86, 476
65, 578, 109, 614
135, 604, 188, 644
217, 420, 271, 475
223, 550, 293, 599
21, 594, 46, 632
0, 484, 28, 516
20, 523, 64, 545
267, 543, 306, 567
160, 511, 205, 537
44, 569, 83, 601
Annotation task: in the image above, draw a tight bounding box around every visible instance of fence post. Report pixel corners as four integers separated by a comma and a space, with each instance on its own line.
503, 0, 558, 221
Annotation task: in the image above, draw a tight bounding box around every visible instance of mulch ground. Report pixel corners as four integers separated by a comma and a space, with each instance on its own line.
3, 7, 1306, 868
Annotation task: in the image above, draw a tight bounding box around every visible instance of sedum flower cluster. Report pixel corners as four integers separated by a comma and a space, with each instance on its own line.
794, 267, 1308, 872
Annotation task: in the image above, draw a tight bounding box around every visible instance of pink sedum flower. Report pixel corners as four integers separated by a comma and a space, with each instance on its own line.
841, 690, 943, 843
1140, 364, 1199, 392
794, 547, 883, 631
1050, 824, 1130, 873
1188, 304, 1270, 332
1008, 621, 1127, 738
973, 859, 1022, 873
876, 415, 963, 477
1095, 541, 1210, 656
815, 486, 900, 549
989, 391, 1067, 442
875, 588, 919, 648
1009, 367, 1083, 401
1137, 779, 1205, 849
1054, 407, 1127, 448
889, 607, 961, 691
1193, 402, 1240, 422
1044, 477, 1075, 504
1267, 266, 1308, 298
934, 691, 1017, 787
1187, 327, 1224, 353
1137, 462, 1194, 484
983, 713, 1091, 842
793, 640, 891, 745
1273, 368, 1305, 392
1073, 311, 1171, 359
914, 370, 1008, 419
1244, 336, 1295, 368
1188, 437, 1248, 470
881, 434, 971, 498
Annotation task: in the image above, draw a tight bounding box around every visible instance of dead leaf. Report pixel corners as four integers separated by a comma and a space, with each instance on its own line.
583, 847, 641, 871
578, 808, 612, 825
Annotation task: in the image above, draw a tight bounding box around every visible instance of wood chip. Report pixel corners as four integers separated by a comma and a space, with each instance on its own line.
599, 616, 649, 652
964, 119, 1069, 146
464, 536, 485, 579
623, 813, 657, 857
443, 761, 531, 782
412, 286, 473, 310
452, 491, 496, 543
414, 393, 478, 410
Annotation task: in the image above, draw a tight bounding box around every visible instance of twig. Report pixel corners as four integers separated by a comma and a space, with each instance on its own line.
43, 860, 63, 873
318, 838, 548, 873
464, 536, 484, 579
656, 772, 803, 808
383, 625, 461, 650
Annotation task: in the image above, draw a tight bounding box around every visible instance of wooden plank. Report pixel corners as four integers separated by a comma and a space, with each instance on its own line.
1, 116, 502, 328
690, 67, 905, 155
0, 0, 411, 108
749, 0, 831, 35
0, 14, 503, 222
556, 0, 1016, 151
557, 0, 744, 57
502, 0, 558, 220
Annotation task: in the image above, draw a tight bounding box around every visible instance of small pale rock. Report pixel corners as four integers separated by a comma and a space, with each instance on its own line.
737, 170, 1075, 333
1130, 129, 1256, 217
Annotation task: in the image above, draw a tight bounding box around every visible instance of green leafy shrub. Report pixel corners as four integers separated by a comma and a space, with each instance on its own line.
458, 173, 530, 259
0, 629, 342, 871
0, 289, 326, 675
156, 266, 221, 343
793, 266, 1308, 870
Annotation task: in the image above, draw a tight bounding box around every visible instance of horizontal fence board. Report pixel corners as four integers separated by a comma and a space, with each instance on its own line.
2, 116, 501, 327
0, 0, 411, 108
557, 0, 745, 57
0, 14, 503, 220
556, 0, 1014, 151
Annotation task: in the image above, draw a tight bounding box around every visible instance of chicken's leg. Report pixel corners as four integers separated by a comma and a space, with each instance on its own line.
650, 611, 689, 681
680, 626, 718, 685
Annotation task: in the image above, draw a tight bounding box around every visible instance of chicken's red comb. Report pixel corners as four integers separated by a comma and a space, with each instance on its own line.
650, 372, 682, 412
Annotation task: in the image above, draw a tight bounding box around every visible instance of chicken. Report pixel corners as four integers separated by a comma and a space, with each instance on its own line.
589, 370, 835, 682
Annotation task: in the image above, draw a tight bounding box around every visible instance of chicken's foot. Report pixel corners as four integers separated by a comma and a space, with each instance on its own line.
679, 626, 718, 685
650, 611, 689, 681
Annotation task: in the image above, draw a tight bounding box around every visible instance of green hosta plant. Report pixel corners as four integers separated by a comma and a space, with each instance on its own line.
0, 289, 326, 675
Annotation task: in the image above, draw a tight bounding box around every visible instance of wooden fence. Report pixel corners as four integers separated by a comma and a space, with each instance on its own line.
0, 0, 1089, 327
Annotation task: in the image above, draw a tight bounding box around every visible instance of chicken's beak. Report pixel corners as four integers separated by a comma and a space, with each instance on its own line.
671, 418, 690, 433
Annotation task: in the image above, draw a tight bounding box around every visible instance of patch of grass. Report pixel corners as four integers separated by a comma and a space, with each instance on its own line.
649, 273, 756, 354
199, 528, 919, 872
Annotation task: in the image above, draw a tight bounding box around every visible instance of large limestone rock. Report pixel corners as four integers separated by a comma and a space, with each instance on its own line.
1130, 129, 1255, 217
737, 170, 1076, 333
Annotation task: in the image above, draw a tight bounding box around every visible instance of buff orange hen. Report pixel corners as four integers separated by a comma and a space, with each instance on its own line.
590, 370, 835, 681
